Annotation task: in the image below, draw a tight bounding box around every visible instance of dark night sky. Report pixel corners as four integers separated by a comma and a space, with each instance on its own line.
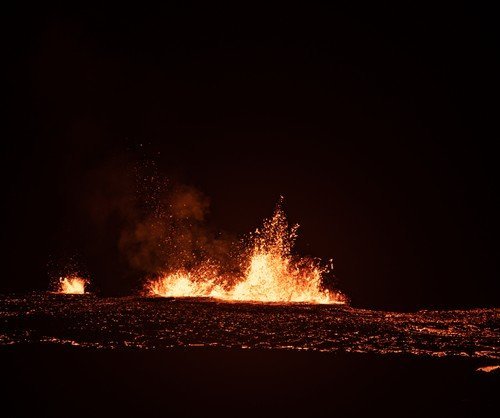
3, 3, 498, 310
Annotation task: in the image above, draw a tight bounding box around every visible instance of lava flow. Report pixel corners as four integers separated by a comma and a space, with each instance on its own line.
147, 201, 345, 304
57, 276, 87, 294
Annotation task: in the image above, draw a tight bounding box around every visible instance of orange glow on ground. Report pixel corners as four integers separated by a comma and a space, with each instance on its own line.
476, 365, 500, 373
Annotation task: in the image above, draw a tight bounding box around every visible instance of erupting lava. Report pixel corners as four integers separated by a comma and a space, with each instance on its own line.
58, 276, 86, 294
147, 201, 345, 304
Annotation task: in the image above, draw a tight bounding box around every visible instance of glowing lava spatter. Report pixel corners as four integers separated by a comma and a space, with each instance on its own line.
230, 203, 338, 303
147, 268, 226, 299
147, 201, 345, 304
58, 276, 87, 294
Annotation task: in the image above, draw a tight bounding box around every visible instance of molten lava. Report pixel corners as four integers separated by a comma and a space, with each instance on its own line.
58, 276, 86, 294
148, 269, 225, 299
147, 201, 345, 304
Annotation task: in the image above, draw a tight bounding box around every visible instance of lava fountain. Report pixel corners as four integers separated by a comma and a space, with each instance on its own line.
147, 200, 346, 304
57, 276, 87, 294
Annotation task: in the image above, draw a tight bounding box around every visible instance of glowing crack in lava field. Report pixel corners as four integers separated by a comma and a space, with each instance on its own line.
1, 294, 498, 358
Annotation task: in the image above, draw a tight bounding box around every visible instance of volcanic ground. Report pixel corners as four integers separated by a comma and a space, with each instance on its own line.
1, 292, 497, 360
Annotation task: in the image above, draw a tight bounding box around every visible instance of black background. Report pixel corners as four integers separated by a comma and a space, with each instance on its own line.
3, 3, 498, 310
